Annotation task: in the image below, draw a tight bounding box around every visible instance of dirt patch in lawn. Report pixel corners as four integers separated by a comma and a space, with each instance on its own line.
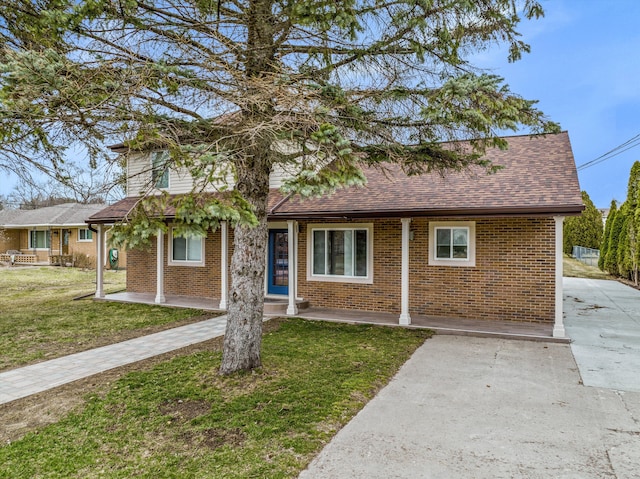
158, 398, 212, 423
0, 319, 283, 445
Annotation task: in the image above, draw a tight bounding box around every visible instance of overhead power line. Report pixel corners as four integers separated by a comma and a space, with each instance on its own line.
577, 133, 640, 171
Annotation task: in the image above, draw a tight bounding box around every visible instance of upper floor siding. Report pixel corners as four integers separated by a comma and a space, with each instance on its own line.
126, 151, 303, 197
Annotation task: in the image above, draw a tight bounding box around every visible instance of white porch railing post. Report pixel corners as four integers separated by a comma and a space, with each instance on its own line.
219, 221, 229, 310
95, 225, 105, 299
155, 228, 166, 304
553, 216, 565, 337
399, 218, 412, 325
286, 220, 298, 316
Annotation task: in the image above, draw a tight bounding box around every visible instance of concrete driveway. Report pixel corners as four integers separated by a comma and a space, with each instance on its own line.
564, 277, 640, 393
300, 279, 640, 478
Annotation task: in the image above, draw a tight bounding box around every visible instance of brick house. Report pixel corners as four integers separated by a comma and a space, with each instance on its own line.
0, 203, 126, 268
87, 132, 583, 336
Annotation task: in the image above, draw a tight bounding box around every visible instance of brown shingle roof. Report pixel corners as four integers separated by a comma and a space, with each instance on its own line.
88, 132, 583, 223
271, 131, 583, 218
86, 191, 289, 223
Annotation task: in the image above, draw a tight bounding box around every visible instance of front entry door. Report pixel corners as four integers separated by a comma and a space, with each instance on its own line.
268, 229, 288, 295
62, 229, 70, 255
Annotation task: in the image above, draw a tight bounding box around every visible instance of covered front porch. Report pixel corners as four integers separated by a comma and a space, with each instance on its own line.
92, 214, 569, 341
97, 291, 568, 343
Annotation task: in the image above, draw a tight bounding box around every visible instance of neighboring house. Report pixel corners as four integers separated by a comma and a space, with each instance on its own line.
0, 203, 126, 268
87, 132, 583, 336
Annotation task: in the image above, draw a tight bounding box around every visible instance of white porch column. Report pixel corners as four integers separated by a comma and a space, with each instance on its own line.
95, 225, 105, 299
399, 218, 412, 325
155, 228, 166, 304
286, 220, 299, 316
553, 216, 565, 337
219, 221, 229, 310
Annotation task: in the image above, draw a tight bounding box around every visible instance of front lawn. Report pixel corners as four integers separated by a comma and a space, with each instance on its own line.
563, 255, 612, 280
0, 318, 431, 478
0, 266, 206, 371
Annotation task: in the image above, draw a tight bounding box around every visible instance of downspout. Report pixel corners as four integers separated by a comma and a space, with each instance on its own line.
269, 192, 294, 216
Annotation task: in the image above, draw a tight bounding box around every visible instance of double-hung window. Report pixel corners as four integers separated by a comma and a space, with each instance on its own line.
78, 228, 93, 242
29, 230, 50, 249
169, 229, 205, 266
152, 151, 170, 189
308, 224, 373, 283
428, 221, 476, 267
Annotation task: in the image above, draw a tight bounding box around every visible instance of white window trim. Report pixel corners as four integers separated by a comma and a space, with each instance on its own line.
78, 228, 93, 242
428, 221, 476, 267
168, 228, 205, 267
29, 229, 51, 250
307, 223, 374, 284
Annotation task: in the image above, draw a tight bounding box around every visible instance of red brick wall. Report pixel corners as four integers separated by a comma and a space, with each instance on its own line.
127, 217, 556, 323
407, 217, 555, 322
0, 229, 20, 252
126, 227, 233, 299
125, 243, 157, 294
297, 220, 402, 313
297, 217, 556, 323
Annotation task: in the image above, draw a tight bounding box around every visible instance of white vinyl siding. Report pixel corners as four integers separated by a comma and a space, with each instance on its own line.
126, 152, 151, 196
125, 145, 319, 196
127, 153, 234, 196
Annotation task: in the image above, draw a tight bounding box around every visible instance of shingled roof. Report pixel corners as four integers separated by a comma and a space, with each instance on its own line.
270, 132, 583, 218
87, 132, 583, 224
0, 203, 107, 227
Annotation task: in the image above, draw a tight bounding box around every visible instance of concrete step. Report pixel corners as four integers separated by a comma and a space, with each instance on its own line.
263, 299, 310, 315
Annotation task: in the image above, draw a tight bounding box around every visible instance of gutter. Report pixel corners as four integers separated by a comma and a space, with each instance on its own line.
266, 204, 585, 220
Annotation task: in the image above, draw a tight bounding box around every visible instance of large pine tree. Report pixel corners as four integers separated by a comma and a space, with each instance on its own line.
0, 0, 558, 373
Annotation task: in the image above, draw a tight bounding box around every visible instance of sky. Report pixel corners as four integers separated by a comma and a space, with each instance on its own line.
472, 0, 640, 208
1, 0, 639, 209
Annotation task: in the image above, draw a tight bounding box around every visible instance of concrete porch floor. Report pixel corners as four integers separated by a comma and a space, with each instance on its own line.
100, 292, 567, 343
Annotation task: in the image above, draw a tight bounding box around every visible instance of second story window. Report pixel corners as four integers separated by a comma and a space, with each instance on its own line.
152, 151, 170, 189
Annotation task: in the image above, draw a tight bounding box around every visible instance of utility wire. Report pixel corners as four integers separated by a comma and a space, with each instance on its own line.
577, 133, 640, 171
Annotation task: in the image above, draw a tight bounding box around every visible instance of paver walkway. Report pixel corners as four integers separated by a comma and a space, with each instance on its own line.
0, 315, 228, 405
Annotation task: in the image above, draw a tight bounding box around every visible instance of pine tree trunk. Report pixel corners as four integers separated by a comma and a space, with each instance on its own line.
219, 149, 271, 375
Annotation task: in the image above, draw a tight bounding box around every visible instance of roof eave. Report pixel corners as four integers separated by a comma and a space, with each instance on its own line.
86, 204, 584, 224
267, 205, 585, 220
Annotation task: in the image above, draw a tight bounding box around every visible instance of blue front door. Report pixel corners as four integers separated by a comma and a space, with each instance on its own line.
268, 229, 288, 295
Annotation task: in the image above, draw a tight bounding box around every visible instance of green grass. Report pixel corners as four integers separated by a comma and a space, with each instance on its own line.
563, 254, 612, 280
0, 318, 431, 478
0, 267, 205, 371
